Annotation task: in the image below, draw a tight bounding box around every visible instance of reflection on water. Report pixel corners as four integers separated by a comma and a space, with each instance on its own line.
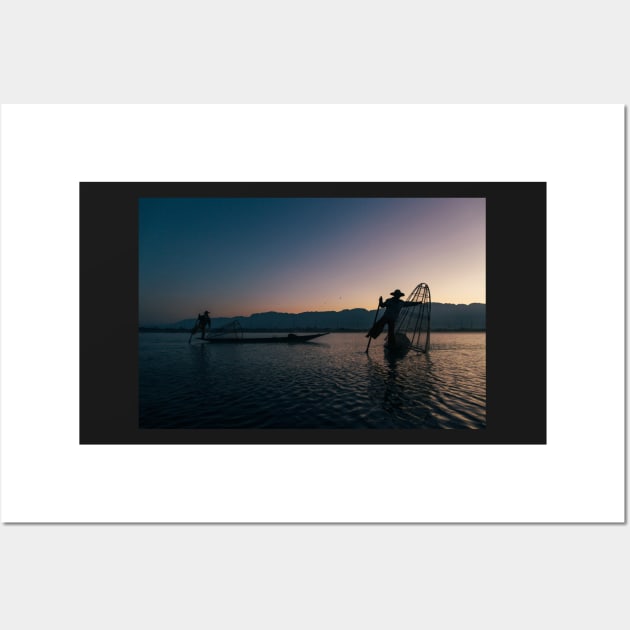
366, 352, 439, 428
139, 332, 486, 430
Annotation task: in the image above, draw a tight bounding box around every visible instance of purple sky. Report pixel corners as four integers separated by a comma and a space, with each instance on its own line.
139, 197, 485, 325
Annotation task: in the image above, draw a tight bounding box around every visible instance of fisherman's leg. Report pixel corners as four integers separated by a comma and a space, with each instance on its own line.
367, 317, 386, 339
387, 322, 396, 346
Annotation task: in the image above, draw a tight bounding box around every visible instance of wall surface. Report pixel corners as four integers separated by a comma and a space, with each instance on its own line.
1, 2, 627, 629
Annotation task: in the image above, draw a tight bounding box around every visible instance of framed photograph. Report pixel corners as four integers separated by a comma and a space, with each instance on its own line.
2, 104, 622, 523
80, 181, 545, 446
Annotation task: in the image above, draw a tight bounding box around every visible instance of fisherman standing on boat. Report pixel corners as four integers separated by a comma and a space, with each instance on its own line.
366, 289, 410, 346
195, 310, 212, 340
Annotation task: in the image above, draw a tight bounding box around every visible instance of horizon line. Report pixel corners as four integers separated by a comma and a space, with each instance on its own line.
141, 302, 486, 327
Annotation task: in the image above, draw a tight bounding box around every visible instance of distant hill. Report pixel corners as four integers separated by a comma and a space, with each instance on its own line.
147, 303, 486, 332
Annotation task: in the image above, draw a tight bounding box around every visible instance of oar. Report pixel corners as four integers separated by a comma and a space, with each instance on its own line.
365, 301, 380, 353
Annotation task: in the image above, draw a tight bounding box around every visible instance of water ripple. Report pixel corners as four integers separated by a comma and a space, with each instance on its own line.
139, 332, 486, 430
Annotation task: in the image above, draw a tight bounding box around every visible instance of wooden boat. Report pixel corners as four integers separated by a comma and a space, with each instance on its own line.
384, 332, 412, 354
204, 332, 330, 344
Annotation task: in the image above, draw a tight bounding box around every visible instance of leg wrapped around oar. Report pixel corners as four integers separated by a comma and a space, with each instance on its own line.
365, 301, 382, 353
367, 317, 386, 339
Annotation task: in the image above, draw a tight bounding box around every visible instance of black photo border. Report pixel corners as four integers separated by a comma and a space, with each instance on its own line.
80, 182, 546, 445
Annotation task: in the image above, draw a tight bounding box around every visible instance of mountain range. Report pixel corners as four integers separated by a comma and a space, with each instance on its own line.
146, 303, 486, 332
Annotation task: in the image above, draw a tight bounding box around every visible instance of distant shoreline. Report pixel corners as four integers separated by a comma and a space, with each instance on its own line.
139, 327, 486, 334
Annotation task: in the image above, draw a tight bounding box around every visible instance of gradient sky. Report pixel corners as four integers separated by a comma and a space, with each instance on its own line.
139, 197, 485, 325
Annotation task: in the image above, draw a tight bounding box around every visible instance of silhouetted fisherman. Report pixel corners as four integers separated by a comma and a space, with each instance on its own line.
366, 289, 411, 346
193, 310, 212, 340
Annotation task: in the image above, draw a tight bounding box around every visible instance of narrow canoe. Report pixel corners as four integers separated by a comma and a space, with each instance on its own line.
204, 332, 330, 344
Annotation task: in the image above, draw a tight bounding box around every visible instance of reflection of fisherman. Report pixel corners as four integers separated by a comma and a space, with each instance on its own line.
194, 310, 212, 339
366, 290, 411, 346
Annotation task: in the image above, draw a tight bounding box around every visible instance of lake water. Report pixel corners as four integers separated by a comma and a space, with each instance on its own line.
139, 332, 486, 430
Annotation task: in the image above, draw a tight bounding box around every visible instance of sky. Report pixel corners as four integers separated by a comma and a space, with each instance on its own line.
138, 197, 485, 325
